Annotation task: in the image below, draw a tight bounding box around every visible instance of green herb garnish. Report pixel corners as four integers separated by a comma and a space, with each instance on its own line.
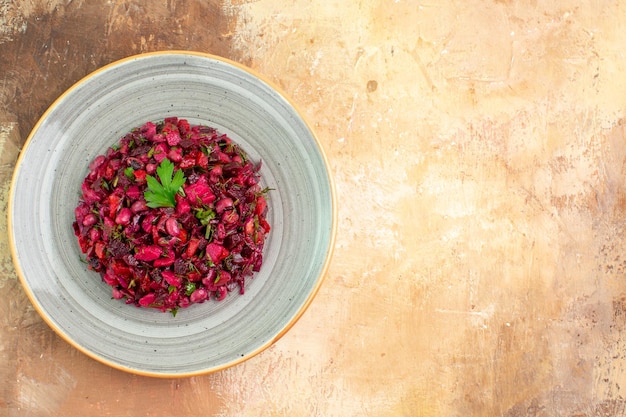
194, 207, 216, 239
194, 207, 216, 225
144, 159, 186, 208
184, 282, 196, 296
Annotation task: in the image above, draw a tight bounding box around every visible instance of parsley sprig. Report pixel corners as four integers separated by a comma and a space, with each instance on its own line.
144, 159, 186, 208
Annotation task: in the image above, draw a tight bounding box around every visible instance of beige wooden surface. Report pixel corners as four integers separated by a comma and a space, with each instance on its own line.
3, 1, 626, 416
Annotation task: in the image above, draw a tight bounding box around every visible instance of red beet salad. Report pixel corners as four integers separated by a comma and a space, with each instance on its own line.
73, 118, 271, 315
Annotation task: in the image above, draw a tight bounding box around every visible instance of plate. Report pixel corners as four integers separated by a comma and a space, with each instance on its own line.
8, 51, 336, 377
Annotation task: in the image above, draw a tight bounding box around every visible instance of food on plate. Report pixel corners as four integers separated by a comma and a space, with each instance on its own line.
72, 118, 271, 315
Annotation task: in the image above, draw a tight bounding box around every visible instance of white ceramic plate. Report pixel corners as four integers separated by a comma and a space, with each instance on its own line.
8, 51, 336, 377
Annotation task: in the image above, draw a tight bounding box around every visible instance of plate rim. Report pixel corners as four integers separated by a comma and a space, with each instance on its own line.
7, 50, 338, 377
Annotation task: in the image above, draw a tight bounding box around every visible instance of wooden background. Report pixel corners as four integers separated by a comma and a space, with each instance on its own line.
3, 1, 626, 416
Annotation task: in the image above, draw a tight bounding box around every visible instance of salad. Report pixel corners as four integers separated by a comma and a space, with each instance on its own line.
72, 118, 271, 315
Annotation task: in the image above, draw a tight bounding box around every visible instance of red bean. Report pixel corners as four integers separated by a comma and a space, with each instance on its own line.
115, 208, 132, 225
82, 213, 97, 227
165, 217, 180, 237
215, 197, 233, 214
190, 288, 208, 303
131, 200, 148, 213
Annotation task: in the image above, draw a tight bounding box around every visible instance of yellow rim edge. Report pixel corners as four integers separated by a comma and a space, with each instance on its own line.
7, 50, 338, 378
